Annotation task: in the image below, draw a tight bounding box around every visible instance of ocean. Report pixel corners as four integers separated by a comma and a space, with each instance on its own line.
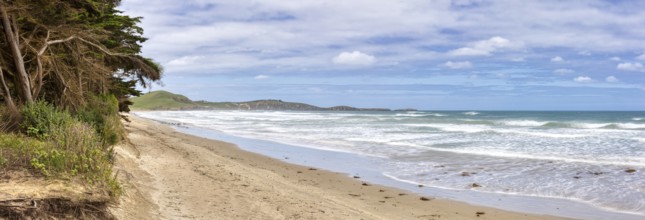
136, 110, 645, 217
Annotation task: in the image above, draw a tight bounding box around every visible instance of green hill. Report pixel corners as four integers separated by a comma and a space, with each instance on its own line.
130, 90, 395, 111
131, 90, 198, 110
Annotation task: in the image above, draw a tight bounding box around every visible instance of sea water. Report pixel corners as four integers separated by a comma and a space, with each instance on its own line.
136, 110, 645, 216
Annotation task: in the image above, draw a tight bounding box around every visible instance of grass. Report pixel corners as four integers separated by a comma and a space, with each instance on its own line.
1, 100, 122, 196
130, 90, 196, 110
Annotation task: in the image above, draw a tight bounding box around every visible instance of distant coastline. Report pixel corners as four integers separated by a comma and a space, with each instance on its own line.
131, 90, 416, 111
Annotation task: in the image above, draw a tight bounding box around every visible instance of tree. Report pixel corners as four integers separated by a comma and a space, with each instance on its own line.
0, 0, 161, 115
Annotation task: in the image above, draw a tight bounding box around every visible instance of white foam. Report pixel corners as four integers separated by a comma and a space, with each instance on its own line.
616, 123, 645, 129
438, 148, 645, 167
463, 111, 480, 116
429, 124, 489, 133
496, 129, 586, 138
556, 122, 645, 130
383, 173, 449, 189
395, 113, 425, 117
572, 122, 612, 129
541, 122, 638, 130
500, 120, 548, 127
634, 138, 645, 143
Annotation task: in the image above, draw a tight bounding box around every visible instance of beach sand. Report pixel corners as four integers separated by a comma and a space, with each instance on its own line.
109, 115, 566, 220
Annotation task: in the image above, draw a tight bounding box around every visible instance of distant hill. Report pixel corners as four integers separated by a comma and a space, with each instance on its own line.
130, 90, 197, 110
131, 90, 400, 111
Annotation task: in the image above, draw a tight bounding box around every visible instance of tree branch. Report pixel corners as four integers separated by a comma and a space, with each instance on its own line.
37, 33, 73, 56
38, 34, 130, 57
75, 37, 128, 57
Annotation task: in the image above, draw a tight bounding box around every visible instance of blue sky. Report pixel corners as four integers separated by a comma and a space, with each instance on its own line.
120, 0, 645, 110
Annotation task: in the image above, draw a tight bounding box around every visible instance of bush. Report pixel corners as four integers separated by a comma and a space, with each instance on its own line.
20, 101, 75, 140
0, 133, 50, 169
11, 101, 120, 195
76, 94, 125, 146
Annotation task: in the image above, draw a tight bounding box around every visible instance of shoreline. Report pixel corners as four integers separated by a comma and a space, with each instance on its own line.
111, 115, 567, 219
168, 118, 645, 220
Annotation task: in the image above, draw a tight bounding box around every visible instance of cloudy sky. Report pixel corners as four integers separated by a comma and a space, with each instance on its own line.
120, 0, 645, 110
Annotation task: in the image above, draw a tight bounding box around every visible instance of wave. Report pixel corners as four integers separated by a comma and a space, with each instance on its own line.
404, 123, 583, 137
404, 124, 489, 133
407, 122, 645, 136
395, 112, 446, 117
406, 123, 603, 139
457, 119, 496, 125
540, 122, 645, 130
395, 113, 426, 117
499, 120, 549, 127
463, 111, 480, 116
449, 119, 645, 130
419, 146, 645, 167
495, 130, 586, 138
633, 118, 644, 121
541, 122, 612, 129
614, 123, 645, 129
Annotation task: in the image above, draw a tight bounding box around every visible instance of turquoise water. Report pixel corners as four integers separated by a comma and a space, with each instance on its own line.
137, 110, 645, 216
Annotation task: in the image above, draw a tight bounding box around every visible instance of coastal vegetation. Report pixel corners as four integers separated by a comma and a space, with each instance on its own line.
0, 1, 160, 218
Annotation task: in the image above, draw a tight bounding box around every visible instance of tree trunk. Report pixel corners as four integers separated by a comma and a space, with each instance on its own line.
33, 56, 44, 98
0, 68, 18, 114
0, 5, 33, 104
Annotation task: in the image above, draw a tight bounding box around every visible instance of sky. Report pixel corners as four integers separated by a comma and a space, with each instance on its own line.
119, 0, 645, 110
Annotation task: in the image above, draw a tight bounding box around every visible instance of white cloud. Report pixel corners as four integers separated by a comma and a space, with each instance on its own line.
610, 56, 621, 61
452, 0, 485, 7
553, 68, 575, 74
254, 74, 270, 80
449, 36, 522, 56
443, 61, 473, 69
637, 53, 645, 60
449, 47, 490, 56
332, 51, 376, 66
119, 0, 645, 76
605, 76, 618, 83
574, 76, 592, 83
167, 56, 202, 66
578, 51, 591, 56
550, 56, 564, 62
510, 57, 525, 62
617, 62, 645, 72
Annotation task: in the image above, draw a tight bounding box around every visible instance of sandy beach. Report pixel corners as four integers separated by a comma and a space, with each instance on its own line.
109, 115, 565, 220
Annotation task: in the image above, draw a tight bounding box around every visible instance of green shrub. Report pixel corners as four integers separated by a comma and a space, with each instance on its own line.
12, 101, 121, 195
76, 94, 125, 146
20, 101, 75, 140
0, 132, 51, 169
